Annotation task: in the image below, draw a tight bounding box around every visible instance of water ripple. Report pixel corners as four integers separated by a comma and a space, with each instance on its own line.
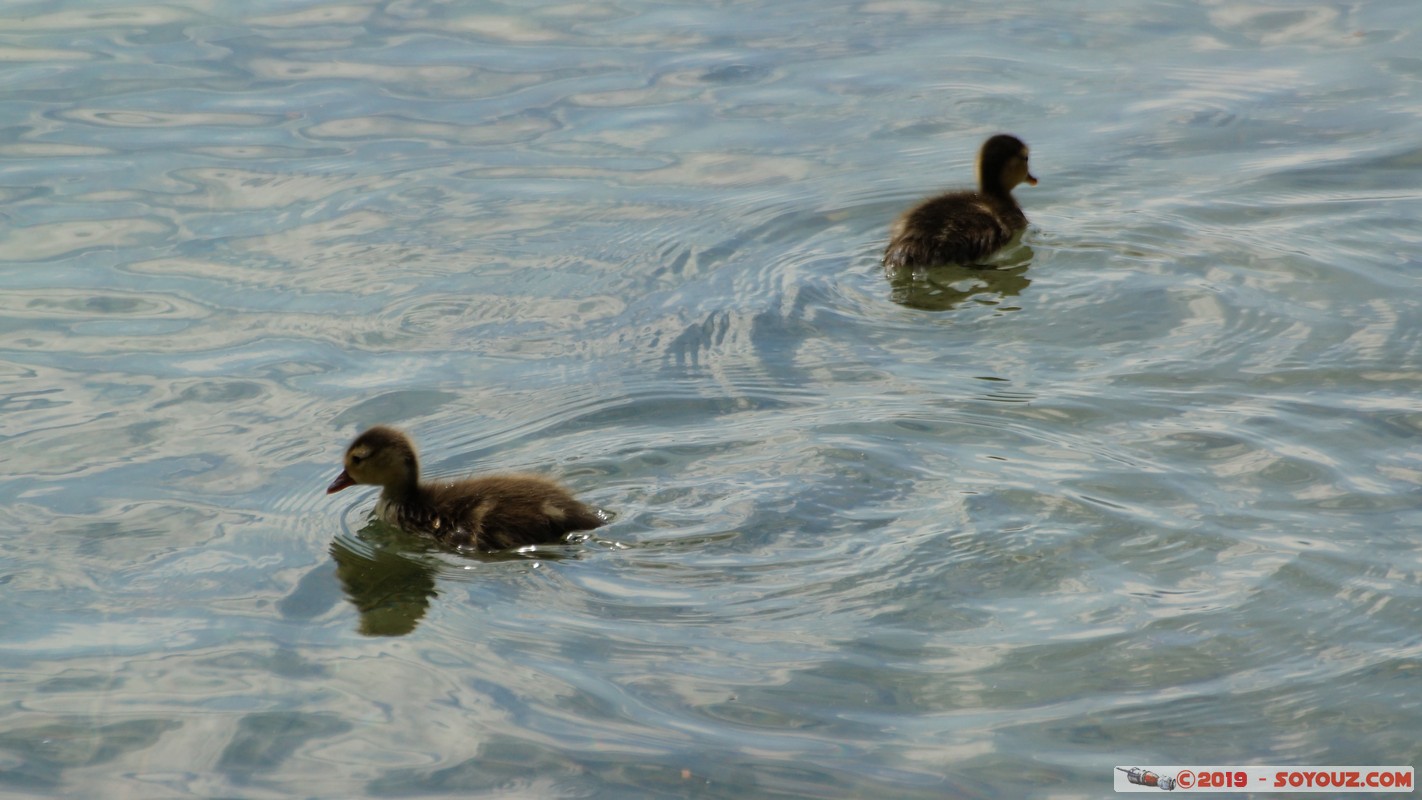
0, 218, 171, 262
3, 1, 1421, 797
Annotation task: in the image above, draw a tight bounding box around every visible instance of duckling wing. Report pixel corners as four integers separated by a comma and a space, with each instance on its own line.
377, 495, 461, 540
433, 475, 602, 550
884, 192, 1025, 269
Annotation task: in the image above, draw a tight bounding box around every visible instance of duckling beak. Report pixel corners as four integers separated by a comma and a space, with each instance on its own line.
1025, 172, 1038, 186
326, 469, 355, 494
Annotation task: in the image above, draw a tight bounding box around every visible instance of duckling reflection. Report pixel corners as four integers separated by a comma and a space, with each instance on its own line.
329, 527, 439, 637
330, 521, 583, 636
886, 259, 1032, 311
883, 133, 1037, 270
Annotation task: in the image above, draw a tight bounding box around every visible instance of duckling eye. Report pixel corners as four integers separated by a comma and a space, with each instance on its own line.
350, 454, 364, 465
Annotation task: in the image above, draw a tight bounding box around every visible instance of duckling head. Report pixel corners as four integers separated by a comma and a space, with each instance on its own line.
978, 134, 1037, 195
326, 425, 420, 495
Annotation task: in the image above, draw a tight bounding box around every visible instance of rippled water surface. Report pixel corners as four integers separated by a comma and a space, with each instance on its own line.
3, 1, 1422, 797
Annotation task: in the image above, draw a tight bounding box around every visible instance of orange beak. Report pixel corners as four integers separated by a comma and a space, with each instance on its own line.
326, 469, 355, 494
1025, 172, 1038, 186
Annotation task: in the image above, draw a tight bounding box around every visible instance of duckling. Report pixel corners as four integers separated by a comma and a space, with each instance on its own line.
326, 426, 603, 551
883, 133, 1037, 269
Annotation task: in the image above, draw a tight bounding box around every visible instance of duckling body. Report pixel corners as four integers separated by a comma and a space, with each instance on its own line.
326, 426, 603, 551
883, 134, 1037, 269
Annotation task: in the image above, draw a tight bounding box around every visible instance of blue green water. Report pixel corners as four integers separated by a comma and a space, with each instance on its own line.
2, 1, 1421, 797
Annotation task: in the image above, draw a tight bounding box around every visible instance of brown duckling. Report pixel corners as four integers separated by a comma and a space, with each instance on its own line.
883, 133, 1037, 269
326, 425, 603, 551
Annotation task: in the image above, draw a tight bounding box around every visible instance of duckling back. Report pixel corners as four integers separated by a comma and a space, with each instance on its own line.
381, 474, 603, 551
883, 191, 1027, 269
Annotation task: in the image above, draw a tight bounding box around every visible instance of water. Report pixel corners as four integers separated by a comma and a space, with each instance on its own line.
2, 1, 1420, 797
